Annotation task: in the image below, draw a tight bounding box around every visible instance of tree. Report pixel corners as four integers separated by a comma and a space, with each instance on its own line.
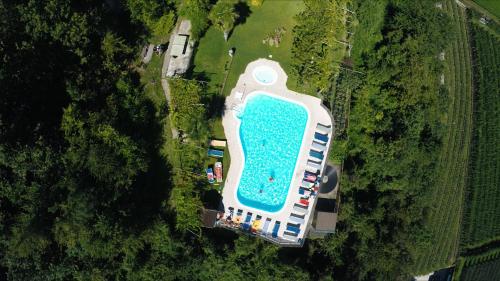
168, 78, 208, 140
178, 0, 210, 39
291, 0, 349, 92
209, 0, 239, 41
126, 0, 176, 43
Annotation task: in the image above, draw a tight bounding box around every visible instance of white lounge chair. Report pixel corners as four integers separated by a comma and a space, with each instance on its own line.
262, 218, 271, 235
288, 213, 305, 224
307, 160, 321, 170
305, 166, 319, 175
293, 203, 309, 214
210, 140, 227, 147
311, 140, 326, 152
283, 231, 299, 242
316, 123, 332, 134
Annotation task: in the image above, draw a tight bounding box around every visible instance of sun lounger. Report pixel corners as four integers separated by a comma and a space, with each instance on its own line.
293, 203, 309, 214
233, 215, 242, 224
299, 187, 312, 197
304, 171, 317, 182
316, 123, 332, 134
251, 216, 262, 233
299, 198, 309, 206
305, 166, 319, 175
209, 140, 227, 148
289, 213, 305, 224
283, 231, 299, 242
302, 180, 315, 188
311, 140, 327, 152
226, 207, 234, 219
309, 150, 324, 161
271, 221, 281, 238
314, 132, 329, 143
206, 168, 215, 184
284, 230, 298, 237
241, 212, 253, 231
262, 218, 271, 235
233, 209, 243, 224
286, 223, 301, 234
307, 160, 322, 170
208, 149, 224, 158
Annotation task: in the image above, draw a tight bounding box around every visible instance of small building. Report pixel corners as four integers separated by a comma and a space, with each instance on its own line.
164, 20, 194, 77
308, 165, 339, 238
309, 198, 338, 238
170, 34, 189, 57
201, 208, 220, 228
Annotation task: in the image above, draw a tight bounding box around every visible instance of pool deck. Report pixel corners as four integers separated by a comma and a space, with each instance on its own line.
219, 59, 334, 244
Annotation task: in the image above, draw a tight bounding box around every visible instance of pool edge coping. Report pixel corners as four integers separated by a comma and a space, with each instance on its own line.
220, 58, 334, 243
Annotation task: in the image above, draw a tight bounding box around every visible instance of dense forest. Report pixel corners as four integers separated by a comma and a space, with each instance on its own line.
1, 0, 497, 280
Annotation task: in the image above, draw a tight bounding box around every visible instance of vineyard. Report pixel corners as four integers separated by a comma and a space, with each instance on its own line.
460, 21, 500, 249
453, 248, 500, 281
413, 0, 474, 273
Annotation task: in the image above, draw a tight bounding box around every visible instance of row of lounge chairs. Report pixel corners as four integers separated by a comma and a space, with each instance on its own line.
283, 123, 332, 242
224, 207, 282, 239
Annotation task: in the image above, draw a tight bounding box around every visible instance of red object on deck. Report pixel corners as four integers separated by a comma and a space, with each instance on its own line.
299, 199, 309, 206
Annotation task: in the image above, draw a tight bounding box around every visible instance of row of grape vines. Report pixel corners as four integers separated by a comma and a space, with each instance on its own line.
413, 0, 474, 273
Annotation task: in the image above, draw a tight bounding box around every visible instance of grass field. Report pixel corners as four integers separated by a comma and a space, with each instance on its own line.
473, 0, 500, 18
191, 1, 305, 97
190, 1, 305, 184
460, 22, 500, 249
413, 0, 474, 273
140, 54, 165, 106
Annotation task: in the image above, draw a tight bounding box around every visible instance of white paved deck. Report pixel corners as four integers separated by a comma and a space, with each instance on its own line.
221, 59, 334, 243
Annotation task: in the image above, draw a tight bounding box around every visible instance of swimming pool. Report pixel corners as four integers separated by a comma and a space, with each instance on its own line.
236, 93, 308, 212
252, 66, 278, 85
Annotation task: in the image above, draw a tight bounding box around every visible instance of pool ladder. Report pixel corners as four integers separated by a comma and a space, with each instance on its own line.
231, 103, 242, 114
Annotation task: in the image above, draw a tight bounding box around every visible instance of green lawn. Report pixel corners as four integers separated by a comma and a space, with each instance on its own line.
139, 54, 165, 106
473, 0, 500, 18
191, 1, 305, 189
191, 1, 305, 97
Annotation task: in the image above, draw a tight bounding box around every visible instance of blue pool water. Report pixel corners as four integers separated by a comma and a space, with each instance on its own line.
236, 93, 308, 212
253, 66, 277, 85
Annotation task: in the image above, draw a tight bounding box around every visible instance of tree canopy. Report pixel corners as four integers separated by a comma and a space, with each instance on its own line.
0, 0, 475, 280
178, 0, 211, 39
209, 0, 239, 41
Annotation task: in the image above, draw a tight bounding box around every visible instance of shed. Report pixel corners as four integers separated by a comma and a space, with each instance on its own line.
201, 208, 220, 228
309, 198, 338, 237
171, 34, 189, 57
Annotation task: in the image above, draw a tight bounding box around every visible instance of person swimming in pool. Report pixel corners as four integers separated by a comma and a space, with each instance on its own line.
268, 176, 274, 182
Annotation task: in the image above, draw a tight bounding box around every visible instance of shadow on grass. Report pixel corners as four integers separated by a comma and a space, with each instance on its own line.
201, 189, 223, 210
205, 94, 226, 119
235, 1, 252, 26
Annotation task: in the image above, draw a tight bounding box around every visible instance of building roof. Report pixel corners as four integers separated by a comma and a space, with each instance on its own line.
201, 208, 219, 228
314, 211, 337, 232
312, 198, 337, 232
171, 34, 188, 57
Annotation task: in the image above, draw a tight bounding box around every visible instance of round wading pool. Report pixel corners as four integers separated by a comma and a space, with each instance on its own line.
252, 65, 278, 85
